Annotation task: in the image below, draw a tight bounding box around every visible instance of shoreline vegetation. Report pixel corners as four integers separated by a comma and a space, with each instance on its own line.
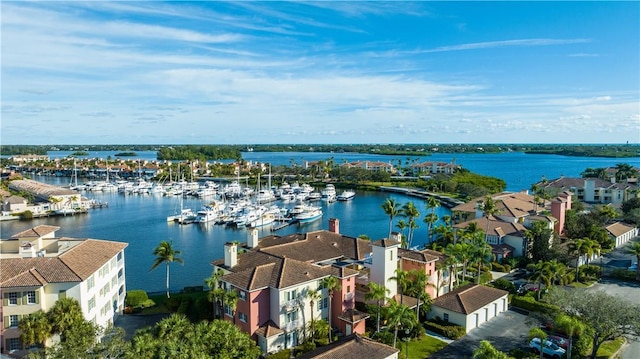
1, 144, 639, 159
114, 151, 137, 157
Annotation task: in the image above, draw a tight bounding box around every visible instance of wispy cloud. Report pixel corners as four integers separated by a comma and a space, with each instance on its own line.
423, 38, 591, 53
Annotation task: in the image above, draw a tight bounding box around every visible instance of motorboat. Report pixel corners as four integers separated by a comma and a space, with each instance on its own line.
337, 190, 355, 201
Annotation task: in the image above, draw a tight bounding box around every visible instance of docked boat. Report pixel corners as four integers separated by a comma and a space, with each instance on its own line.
194, 207, 218, 223
337, 190, 355, 201
321, 184, 337, 202
249, 212, 276, 228
292, 204, 323, 223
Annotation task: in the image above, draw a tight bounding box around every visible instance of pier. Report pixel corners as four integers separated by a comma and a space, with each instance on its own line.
378, 186, 465, 208
271, 219, 298, 231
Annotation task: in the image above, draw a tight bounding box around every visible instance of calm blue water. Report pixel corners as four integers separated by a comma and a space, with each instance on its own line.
3, 151, 639, 293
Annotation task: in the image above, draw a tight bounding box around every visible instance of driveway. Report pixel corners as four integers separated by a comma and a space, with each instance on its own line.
429, 309, 535, 359
114, 313, 171, 340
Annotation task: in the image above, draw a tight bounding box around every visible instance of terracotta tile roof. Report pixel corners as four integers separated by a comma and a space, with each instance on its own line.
259, 230, 372, 262
8, 179, 79, 197
337, 308, 370, 324
371, 239, 401, 248
431, 284, 508, 314
0, 257, 81, 288
606, 222, 637, 237
59, 239, 128, 280
452, 191, 550, 216
254, 320, 284, 338
543, 177, 639, 191
297, 334, 398, 359
10, 225, 60, 239
454, 217, 526, 237
329, 266, 359, 279
398, 248, 440, 263
1, 239, 127, 287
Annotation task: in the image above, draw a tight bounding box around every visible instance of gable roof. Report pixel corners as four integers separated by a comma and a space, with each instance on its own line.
605, 222, 637, 237
10, 225, 60, 239
453, 217, 526, 237
452, 191, 548, 217
297, 334, 398, 359
431, 284, 508, 314
0, 239, 127, 288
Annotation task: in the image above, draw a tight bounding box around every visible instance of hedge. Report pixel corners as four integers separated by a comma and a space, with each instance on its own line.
510, 295, 558, 314
126, 290, 149, 307
425, 320, 466, 340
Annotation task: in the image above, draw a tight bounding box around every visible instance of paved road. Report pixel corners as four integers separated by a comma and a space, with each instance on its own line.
429, 310, 535, 359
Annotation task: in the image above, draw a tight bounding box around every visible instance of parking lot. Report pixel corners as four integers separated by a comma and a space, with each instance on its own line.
429, 309, 535, 359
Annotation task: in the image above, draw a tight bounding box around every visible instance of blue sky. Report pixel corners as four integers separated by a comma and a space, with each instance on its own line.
2, 1, 639, 145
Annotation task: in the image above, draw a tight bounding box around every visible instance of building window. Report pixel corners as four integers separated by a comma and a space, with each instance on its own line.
9, 315, 20, 327
321, 297, 328, 309
119, 285, 125, 295
26, 291, 36, 304
118, 268, 124, 278
239, 290, 247, 301
7, 292, 18, 305
117, 251, 123, 261
110, 258, 117, 270
88, 296, 96, 311
443, 313, 449, 322
7, 337, 21, 351
238, 312, 247, 323
87, 275, 95, 290
111, 275, 118, 288
286, 289, 297, 301
224, 304, 233, 316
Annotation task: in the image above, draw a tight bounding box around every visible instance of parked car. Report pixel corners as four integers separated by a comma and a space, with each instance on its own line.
547, 335, 568, 349
529, 337, 566, 358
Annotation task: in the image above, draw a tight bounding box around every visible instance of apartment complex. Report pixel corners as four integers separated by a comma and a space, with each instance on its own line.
0, 225, 127, 356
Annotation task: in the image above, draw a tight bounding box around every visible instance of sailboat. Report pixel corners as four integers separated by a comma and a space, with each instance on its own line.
167, 181, 196, 223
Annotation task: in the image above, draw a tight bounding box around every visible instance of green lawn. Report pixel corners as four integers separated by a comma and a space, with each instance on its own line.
596, 337, 625, 358
398, 335, 448, 359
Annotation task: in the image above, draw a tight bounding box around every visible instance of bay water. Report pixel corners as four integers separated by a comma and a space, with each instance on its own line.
2, 151, 639, 294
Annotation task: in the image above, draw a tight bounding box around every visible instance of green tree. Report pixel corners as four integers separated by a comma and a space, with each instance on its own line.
386, 301, 417, 349
47, 297, 85, 339
424, 196, 440, 243
150, 240, 184, 298
382, 198, 401, 239
554, 314, 584, 359
306, 288, 323, 339
205, 269, 225, 319
481, 195, 500, 240
528, 327, 548, 359
225, 290, 239, 325
19, 310, 52, 350
391, 269, 410, 305
406, 269, 430, 318
473, 340, 513, 359
625, 241, 640, 281
527, 261, 552, 300
524, 220, 555, 261
547, 288, 640, 359
401, 201, 420, 249
365, 282, 389, 334
320, 276, 341, 343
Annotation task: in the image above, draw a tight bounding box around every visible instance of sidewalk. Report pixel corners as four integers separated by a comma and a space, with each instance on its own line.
425, 330, 454, 344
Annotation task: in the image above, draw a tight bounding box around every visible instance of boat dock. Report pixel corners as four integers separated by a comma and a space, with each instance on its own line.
272, 219, 299, 231
378, 186, 465, 208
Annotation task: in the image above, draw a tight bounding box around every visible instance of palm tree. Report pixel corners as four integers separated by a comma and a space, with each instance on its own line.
481, 196, 500, 241
382, 198, 401, 239
320, 276, 341, 343
423, 212, 439, 244
391, 269, 409, 305
472, 241, 493, 285
626, 241, 640, 281
407, 269, 429, 319
306, 289, 323, 339
225, 290, 239, 325
150, 240, 184, 298
19, 310, 52, 350
425, 196, 440, 242
445, 242, 472, 283
47, 297, 84, 338
555, 314, 584, 359
570, 237, 600, 281
205, 269, 225, 319
401, 202, 420, 249
387, 300, 417, 349
527, 261, 552, 300
365, 282, 389, 334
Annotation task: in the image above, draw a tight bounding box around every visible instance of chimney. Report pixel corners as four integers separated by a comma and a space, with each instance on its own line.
329, 218, 340, 234
224, 242, 238, 268
390, 231, 402, 242
247, 227, 259, 248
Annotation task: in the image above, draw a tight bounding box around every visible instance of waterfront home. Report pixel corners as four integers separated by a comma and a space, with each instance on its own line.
452, 191, 570, 258
340, 161, 396, 174
427, 284, 508, 334
0, 225, 127, 356
408, 160, 461, 176
538, 176, 639, 206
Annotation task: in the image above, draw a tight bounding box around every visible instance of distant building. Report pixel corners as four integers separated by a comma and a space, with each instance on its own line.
538, 177, 639, 205
9, 155, 49, 163
0, 225, 127, 356
409, 161, 460, 176
341, 161, 396, 173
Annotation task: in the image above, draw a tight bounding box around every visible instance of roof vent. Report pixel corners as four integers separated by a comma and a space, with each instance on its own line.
332, 242, 337, 246
304, 271, 309, 276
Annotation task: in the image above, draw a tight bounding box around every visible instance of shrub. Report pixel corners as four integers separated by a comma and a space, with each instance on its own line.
491, 278, 516, 293
266, 349, 290, 359
608, 268, 635, 281
20, 210, 33, 220
126, 290, 149, 307
510, 295, 558, 314
508, 348, 537, 358
297, 340, 316, 354
177, 296, 192, 314
166, 296, 182, 311
371, 330, 394, 346
425, 320, 466, 340
578, 265, 601, 281
491, 262, 506, 272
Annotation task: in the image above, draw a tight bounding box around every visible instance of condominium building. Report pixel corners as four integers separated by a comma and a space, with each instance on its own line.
1, 225, 127, 356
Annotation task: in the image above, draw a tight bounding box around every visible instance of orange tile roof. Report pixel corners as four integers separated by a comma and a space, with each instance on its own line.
59, 239, 128, 280
10, 225, 60, 239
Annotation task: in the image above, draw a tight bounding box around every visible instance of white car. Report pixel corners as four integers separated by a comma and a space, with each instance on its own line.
529, 337, 566, 358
